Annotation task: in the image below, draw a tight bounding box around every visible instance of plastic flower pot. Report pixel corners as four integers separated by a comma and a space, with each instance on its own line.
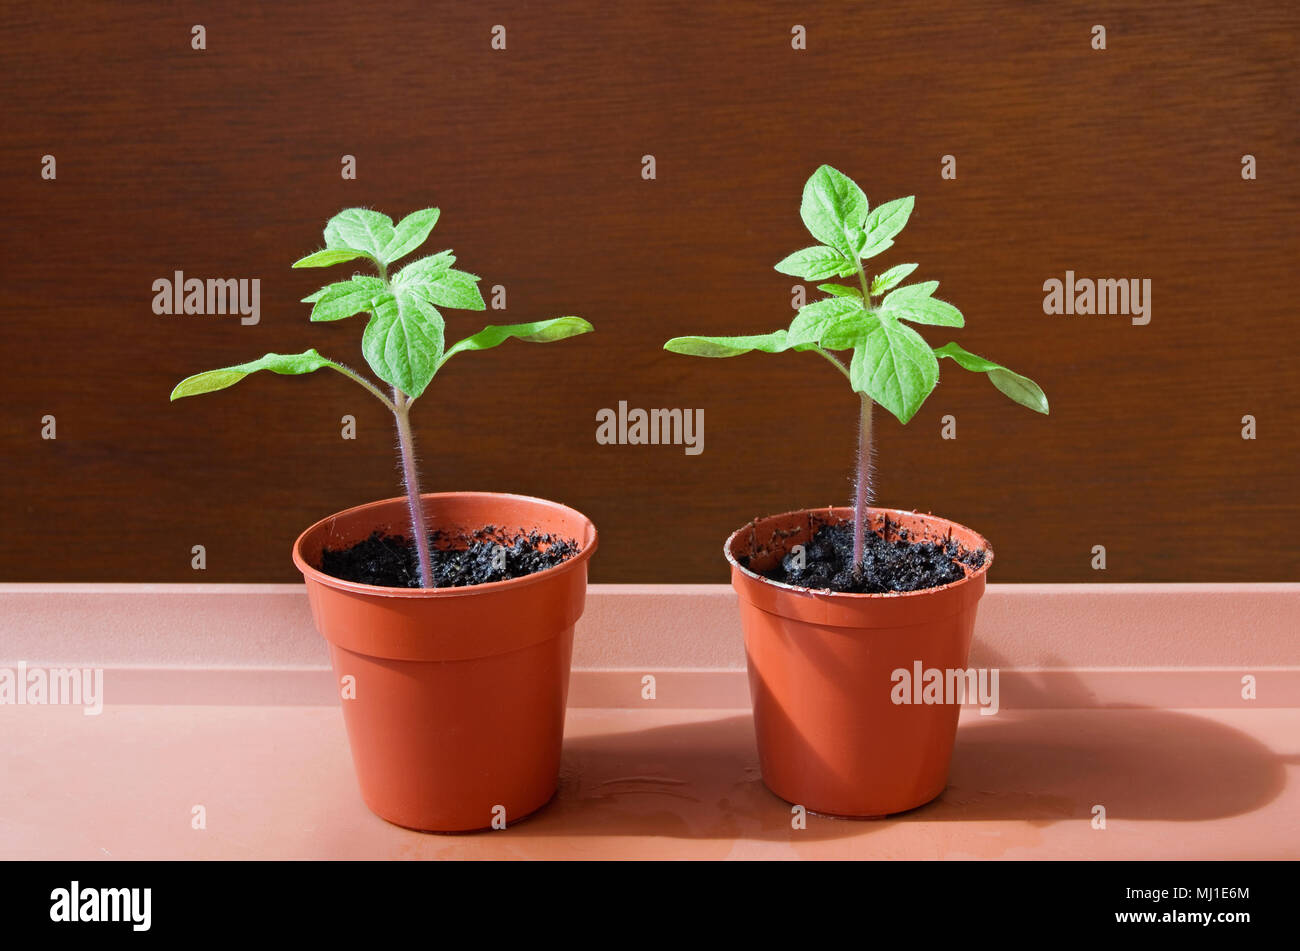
725, 506, 993, 817
292, 491, 597, 833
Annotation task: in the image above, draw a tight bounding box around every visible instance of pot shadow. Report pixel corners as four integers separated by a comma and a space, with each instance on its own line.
916, 653, 1294, 825
503, 664, 1291, 843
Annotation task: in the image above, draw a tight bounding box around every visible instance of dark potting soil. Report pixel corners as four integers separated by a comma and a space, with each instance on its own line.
757, 518, 986, 594
318, 526, 581, 588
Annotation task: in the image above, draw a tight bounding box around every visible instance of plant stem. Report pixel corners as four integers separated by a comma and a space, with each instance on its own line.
372, 257, 433, 587
392, 389, 434, 588
849, 258, 877, 574
811, 346, 852, 382
852, 391, 873, 573
852, 255, 872, 299
326, 363, 397, 413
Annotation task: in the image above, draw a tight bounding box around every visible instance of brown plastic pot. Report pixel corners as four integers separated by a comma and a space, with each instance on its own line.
292, 491, 597, 833
726, 506, 993, 818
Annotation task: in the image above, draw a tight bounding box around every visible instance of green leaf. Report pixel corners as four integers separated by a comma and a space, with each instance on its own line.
800, 165, 868, 255
880, 281, 964, 327
857, 196, 914, 258
292, 248, 373, 269
301, 288, 326, 303
400, 267, 485, 311
324, 209, 395, 260
395, 251, 456, 284
664, 331, 792, 358
816, 283, 863, 300
897, 298, 964, 328
819, 312, 876, 350
934, 342, 1049, 414
787, 297, 864, 347
849, 315, 940, 424
361, 290, 445, 399
308, 276, 386, 322
170, 350, 335, 400
441, 317, 593, 365
885, 281, 939, 302
855, 236, 894, 260
870, 263, 918, 296
382, 208, 440, 264
774, 245, 856, 281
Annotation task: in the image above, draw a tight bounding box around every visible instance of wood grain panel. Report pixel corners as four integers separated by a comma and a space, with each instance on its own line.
0, 1, 1296, 583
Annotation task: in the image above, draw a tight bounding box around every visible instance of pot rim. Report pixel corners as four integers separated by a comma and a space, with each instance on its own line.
724, 505, 993, 601
292, 490, 598, 600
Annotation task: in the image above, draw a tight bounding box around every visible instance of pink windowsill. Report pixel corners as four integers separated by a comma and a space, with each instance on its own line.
1, 582, 1297, 859
3, 703, 1297, 859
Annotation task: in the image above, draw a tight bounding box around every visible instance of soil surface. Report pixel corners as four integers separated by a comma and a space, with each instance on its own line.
757, 518, 985, 594
319, 526, 580, 588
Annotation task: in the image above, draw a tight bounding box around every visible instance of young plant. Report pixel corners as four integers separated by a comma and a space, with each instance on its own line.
664, 165, 1047, 574
171, 207, 592, 588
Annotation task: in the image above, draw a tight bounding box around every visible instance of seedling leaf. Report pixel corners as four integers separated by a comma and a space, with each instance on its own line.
870, 263, 918, 296
934, 342, 1049, 414
787, 297, 865, 347
399, 267, 485, 311
816, 283, 863, 300
170, 350, 335, 400
775, 246, 857, 281
395, 251, 456, 284
819, 312, 877, 350
857, 196, 914, 258
308, 276, 386, 322
441, 317, 593, 365
850, 315, 940, 423
880, 281, 965, 327
800, 164, 869, 255
324, 208, 395, 261
292, 248, 373, 269
362, 290, 445, 399
664, 331, 792, 358
382, 208, 441, 264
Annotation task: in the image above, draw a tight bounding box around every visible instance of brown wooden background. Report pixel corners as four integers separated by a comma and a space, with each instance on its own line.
1, 1, 1296, 583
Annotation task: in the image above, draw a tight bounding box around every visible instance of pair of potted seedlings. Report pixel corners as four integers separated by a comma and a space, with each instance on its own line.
173, 167, 1047, 831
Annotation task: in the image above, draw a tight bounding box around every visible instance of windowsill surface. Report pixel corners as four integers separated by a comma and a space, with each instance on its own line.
4, 582, 1296, 859
5, 704, 1296, 860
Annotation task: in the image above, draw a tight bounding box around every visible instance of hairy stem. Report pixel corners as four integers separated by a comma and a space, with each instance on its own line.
392, 390, 434, 588
326, 363, 397, 413
373, 257, 434, 586
852, 391, 873, 572
810, 346, 852, 382
853, 256, 873, 302
848, 259, 878, 573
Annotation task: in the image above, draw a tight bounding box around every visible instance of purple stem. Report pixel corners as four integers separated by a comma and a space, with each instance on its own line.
852, 393, 873, 573
392, 389, 434, 588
